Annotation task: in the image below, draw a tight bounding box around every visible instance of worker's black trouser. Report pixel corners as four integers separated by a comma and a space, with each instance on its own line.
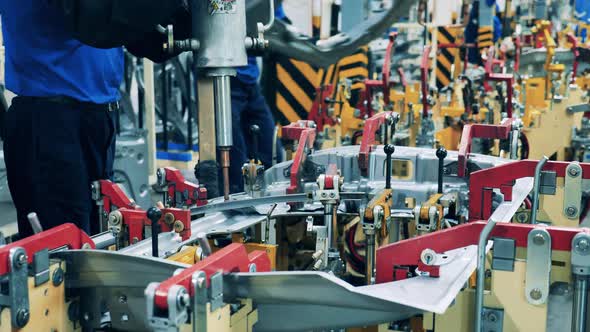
2, 96, 116, 238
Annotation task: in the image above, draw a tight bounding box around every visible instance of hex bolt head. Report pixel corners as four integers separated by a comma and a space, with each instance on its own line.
52, 267, 64, 286
488, 312, 498, 323
568, 167, 580, 177
530, 288, 543, 300
177, 292, 190, 309
533, 233, 546, 246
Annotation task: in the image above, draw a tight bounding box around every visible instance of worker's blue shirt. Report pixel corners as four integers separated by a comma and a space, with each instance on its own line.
236, 5, 288, 84
575, 0, 590, 24
0, 1, 124, 104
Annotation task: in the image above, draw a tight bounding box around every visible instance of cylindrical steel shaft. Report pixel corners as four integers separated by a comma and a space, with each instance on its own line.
324, 204, 333, 252
213, 75, 233, 147
572, 275, 589, 332
365, 233, 375, 285
475, 219, 497, 332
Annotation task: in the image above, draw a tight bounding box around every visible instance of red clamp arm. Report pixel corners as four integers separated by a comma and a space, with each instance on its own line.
567, 33, 580, 84
358, 111, 393, 176
375, 221, 584, 283
308, 84, 336, 132
154, 243, 271, 310
164, 167, 207, 207
99, 180, 138, 212
484, 47, 514, 118
363, 32, 397, 112
457, 118, 513, 178
118, 207, 192, 243
469, 159, 590, 221
0, 223, 95, 275
283, 121, 317, 194
420, 46, 431, 118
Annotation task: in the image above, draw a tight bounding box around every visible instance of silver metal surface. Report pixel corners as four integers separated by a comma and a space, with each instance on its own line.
572, 275, 588, 332
192, 0, 247, 68
564, 162, 582, 219
531, 156, 549, 224
50, 250, 187, 331
8, 247, 29, 328
482, 307, 504, 332
113, 131, 151, 209
525, 228, 552, 305
92, 231, 116, 249
192, 271, 207, 332
490, 177, 534, 222
475, 220, 497, 332
224, 245, 481, 331
213, 75, 233, 147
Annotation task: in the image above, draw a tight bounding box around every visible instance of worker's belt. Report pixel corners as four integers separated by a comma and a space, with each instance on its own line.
13, 96, 120, 112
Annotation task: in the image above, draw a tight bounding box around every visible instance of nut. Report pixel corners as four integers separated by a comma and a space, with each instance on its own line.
568, 167, 581, 177
164, 213, 175, 225
576, 239, 590, 253
566, 206, 578, 217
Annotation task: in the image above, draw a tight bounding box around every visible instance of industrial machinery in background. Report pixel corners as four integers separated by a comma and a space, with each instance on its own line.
3, 0, 590, 332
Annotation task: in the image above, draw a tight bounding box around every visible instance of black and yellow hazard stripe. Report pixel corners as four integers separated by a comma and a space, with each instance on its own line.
312, 15, 321, 39
435, 26, 458, 89
477, 26, 494, 51
270, 57, 320, 125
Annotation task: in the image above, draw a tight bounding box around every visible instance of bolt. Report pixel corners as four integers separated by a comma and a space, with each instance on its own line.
530, 288, 543, 300
173, 220, 185, 233
533, 233, 546, 246
566, 206, 578, 217
248, 263, 257, 272
119, 295, 127, 304
568, 167, 580, 177
164, 213, 175, 225
52, 267, 64, 286
576, 239, 590, 253
488, 312, 498, 323
321, 193, 327, 198
82, 243, 92, 249
15, 309, 29, 327
15, 253, 27, 268
516, 213, 527, 223
177, 292, 190, 308
329, 193, 335, 198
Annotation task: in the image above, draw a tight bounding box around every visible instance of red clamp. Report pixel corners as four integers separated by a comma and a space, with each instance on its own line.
457, 118, 514, 177
154, 243, 271, 310
484, 47, 514, 118
0, 223, 95, 275
469, 159, 590, 221
98, 179, 138, 213
358, 112, 394, 176
566, 33, 580, 84
364, 32, 398, 115
283, 121, 317, 194
159, 167, 207, 208
375, 220, 585, 283
115, 207, 192, 243
308, 84, 337, 132
420, 46, 431, 118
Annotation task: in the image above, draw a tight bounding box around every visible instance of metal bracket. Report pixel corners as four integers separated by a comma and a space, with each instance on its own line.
566, 103, 590, 114
146, 283, 189, 331
7, 247, 30, 328
525, 228, 552, 305
32, 249, 50, 286
482, 307, 504, 332
192, 271, 207, 332
492, 238, 515, 272
539, 171, 557, 195
571, 233, 590, 276
564, 162, 582, 219
210, 272, 224, 311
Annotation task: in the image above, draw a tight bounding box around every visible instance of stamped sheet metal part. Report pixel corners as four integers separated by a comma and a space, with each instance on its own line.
50, 250, 188, 331
223, 245, 481, 331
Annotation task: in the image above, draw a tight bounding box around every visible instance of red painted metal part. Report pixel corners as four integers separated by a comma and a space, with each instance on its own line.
358, 111, 393, 176
118, 207, 192, 243
363, 33, 397, 114
513, 36, 521, 73
420, 46, 431, 118
457, 118, 513, 178
375, 221, 587, 283
484, 47, 514, 118
283, 121, 317, 194
0, 223, 95, 275
308, 85, 337, 131
99, 179, 138, 213
469, 159, 590, 221
164, 167, 208, 207
567, 33, 580, 84
154, 243, 271, 310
